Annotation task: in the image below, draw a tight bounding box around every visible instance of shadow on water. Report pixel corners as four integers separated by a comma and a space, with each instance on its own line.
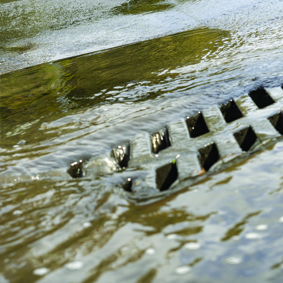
0, 27, 230, 146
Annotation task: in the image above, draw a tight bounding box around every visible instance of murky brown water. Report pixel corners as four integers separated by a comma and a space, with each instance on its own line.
1, 0, 283, 282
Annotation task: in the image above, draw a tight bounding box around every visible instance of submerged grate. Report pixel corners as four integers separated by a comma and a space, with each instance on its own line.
198, 143, 220, 171
268, 112, 283, 135
220, 99, 243, 123
67, 85, 283, 198
156, 161, 178, 191
249, 87, 275, 108
234, 126, 258, 151
186, 112, 209, 138
151, 128, 171, 154
111, 144, 130, 168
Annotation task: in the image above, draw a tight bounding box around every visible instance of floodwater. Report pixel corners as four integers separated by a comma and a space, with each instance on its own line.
1, 0, 283, 282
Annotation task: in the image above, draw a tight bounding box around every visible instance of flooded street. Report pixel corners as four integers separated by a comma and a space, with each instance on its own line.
1, 0, 283, 282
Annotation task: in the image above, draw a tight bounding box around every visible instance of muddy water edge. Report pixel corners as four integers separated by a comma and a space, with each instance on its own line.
1, 0, 283, 282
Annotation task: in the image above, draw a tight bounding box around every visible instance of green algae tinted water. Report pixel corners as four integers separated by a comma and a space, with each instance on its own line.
1, 0, 283, 282
0, 27, 228, 143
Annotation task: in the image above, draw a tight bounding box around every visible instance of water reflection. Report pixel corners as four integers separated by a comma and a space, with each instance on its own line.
221, 211, 261, 241
2, 143, 283, 282
63, 28, 227, 101
0, 27, 228, 145
112, 0, 175, 15
1, 0, 283, 282
0, 0, 111, 44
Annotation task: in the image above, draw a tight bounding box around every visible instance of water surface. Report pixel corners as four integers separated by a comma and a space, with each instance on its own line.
1, 0, 283, 282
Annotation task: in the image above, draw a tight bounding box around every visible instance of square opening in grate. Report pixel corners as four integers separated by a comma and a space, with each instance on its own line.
249, 87, 275, 108
186, 112, 209, 138
111, 143, 130, 168
67, 160, 85, 178
198, 143, 219, 171
233, 126, 257, 151
151, 128, 171, 154
156, 161, 178, 191
122, 178, 132, 192
220, 99, 243, 123
268, 112, 283, 135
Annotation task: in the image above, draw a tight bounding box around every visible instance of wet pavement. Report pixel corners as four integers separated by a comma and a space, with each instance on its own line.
1, 0, 283, 282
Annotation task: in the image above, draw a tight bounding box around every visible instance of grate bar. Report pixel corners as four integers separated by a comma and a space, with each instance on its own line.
202, 105, 226, 132
130, 133, 151, 160
235, 94, 258, 115
265, 87, 283, 101
168, 119, 190, 147
176, 154, 202, 181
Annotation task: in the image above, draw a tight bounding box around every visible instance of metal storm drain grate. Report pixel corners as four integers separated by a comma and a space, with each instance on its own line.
68, 85, 283, 201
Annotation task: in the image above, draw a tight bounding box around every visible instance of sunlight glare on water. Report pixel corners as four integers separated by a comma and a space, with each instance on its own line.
1, 0, 283, 282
